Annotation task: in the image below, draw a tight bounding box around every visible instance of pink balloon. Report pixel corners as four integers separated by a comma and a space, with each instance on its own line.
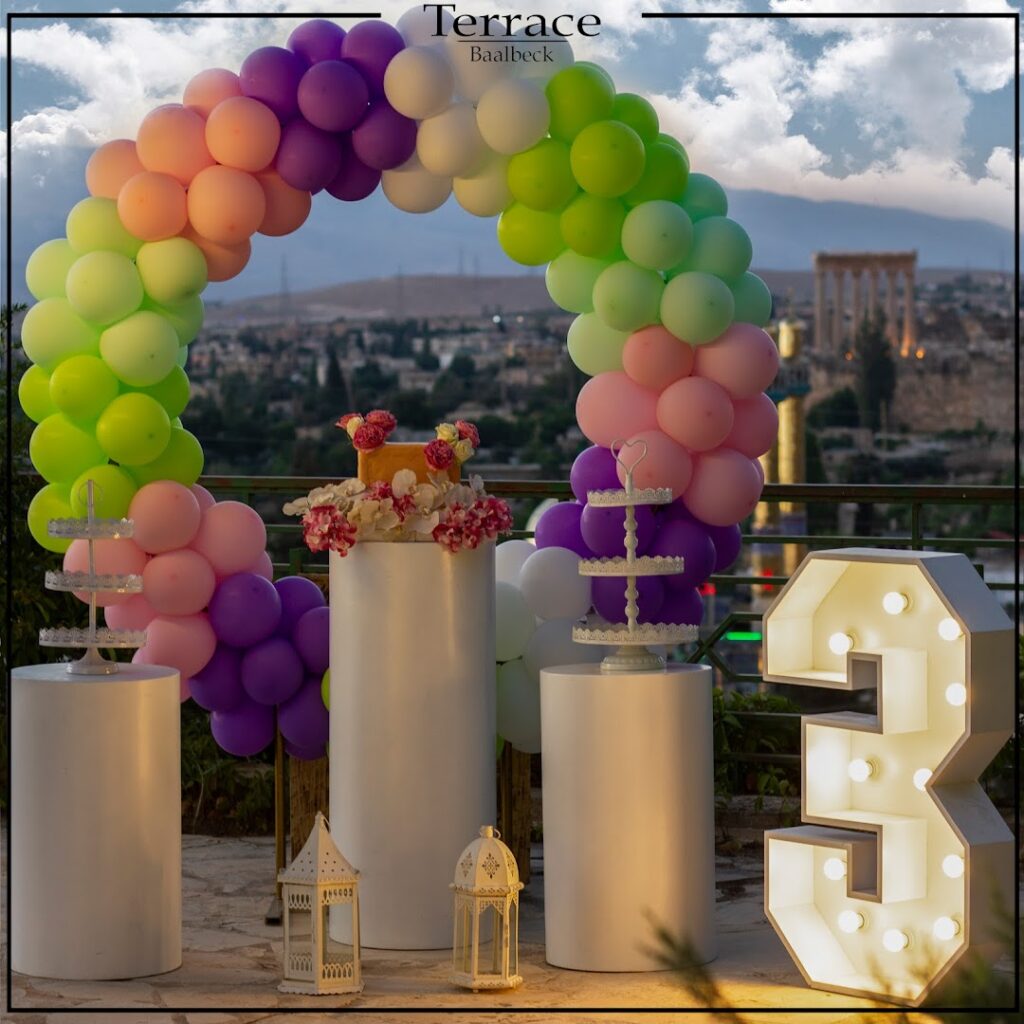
615, 430, 693, 497
693, 323, 780, 399
104, 593, 158, 630
753, 456, 765, 486
247, 549, 274, 581
622, 325, 694, 392
129, 481, 202, 554
576, 371, 658, 448
180, 677, 192, 703
192, 501, 268, 576
63, 538, 148, 607
191, 483, 216, 512
726, 393, 778, 458
683, 448, 763, 526
132, 612, 217, 679
656, 377, 734, 453
142, 548, 217, 616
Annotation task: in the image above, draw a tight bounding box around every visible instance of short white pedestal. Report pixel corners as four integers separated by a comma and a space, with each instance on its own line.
541, 663, 717, 971
11, 663, 182, 980
329, 542, 496, 949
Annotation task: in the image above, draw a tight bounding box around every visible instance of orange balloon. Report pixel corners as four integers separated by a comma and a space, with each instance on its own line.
136, 104, 215, 186
206, 96, 281, 172
86, 139, 144, 199
187, 165, 266, 246
181, 223, 252, 282
117, 171, 188, 241
257, 170, 312, 236
183, 67, 242, 118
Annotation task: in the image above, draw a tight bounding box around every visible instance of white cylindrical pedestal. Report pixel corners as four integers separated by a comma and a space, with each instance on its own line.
329, 542, 496, 949
12, 663, 182, 980
541, 663, 716, 971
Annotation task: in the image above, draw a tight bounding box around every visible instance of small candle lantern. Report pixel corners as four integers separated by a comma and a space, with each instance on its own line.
278, 811, 362, 995
450, 825, 524, 991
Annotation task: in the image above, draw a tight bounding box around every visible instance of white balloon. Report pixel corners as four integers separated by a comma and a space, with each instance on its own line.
383, 46, 454, 120
495, 581, 536, 662
519, 546, 592, 622
510, 27, 575, 83
417, 101, 487, 178
523, 617, 602, 680
381, 153, 452, 213
397, 3, 453, 48
446, 21, 515, 102
476, 77, 550, 156
453, 150, 512, 217
496, 657, 540, 754
495, 538, 536, 585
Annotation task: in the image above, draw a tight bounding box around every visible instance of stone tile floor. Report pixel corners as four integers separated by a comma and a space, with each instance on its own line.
4, 834, 978, 1023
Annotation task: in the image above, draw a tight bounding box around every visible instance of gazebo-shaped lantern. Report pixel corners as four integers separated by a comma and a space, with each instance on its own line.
450, 825, 524, 991
278, 811, 362, 995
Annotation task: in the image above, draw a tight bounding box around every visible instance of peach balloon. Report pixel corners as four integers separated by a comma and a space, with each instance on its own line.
129, 480, 202, 553
187, 165, 266, 246
614, 429, 693, 497
191, 482, 216, 511
656, 376, 734, 453
180, 677, 192, 702
104, 593, 158, 630
247, 550, 275, 581
575, 371, 658, 448
184, 67, 242, 118
257, 170, 312, 236
117, 171, 188, 241
133, 612, 217, 679
206, 96, 281, 172
693, 323, 780, 399
622, 325, 694, 392
180, 224, 251, 282
683, 448, 763, 526
725, 393, 778, 458
86, 140, 144, 199
191, 500, 267, 575
63, 537, 148, 606
137, 104, 215, 186
143, 548, 217, 615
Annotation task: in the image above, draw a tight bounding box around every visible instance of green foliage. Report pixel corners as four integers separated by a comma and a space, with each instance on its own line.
853, 314, 896, 432
807, 386, 860, 430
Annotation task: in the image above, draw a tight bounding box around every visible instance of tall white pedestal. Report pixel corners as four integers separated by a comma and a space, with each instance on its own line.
541, 663, 716, 971
329, 542, 496, 949
11, 663, 182, 980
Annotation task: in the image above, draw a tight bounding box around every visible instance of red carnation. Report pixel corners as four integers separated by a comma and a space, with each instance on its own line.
455, 420, 480, 448
424, 438, 455, 471
336, 412, 362, 430
365, 409, 398, 436
352, 423, 387, 451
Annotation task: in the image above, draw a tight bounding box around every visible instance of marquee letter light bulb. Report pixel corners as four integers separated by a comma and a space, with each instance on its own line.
763, 550, 1013, 1006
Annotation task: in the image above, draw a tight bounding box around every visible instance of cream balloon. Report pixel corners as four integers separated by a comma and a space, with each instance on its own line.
446, 21, 513, 102
381, 154, 452, 213
383, 45, 454, 120
495, 539, 536, 585
519, 546, 592, 622
495, 581, 537, 663
453, 151, 512, 217
397, 3, 453, 48
417, 101, 487, 178
510, 26, 574, 83
496, 657, 541, 753
523, 617, 601, 680
476, 77, 550, 155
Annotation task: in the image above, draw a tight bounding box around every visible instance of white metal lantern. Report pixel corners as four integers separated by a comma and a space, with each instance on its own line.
278, 811, 362, 995
450, 825, 524, 991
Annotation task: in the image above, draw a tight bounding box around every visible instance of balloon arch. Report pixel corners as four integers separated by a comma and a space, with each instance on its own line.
18, 10, 780, 757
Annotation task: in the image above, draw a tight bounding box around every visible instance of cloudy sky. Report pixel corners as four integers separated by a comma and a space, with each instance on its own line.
4, 0, 1017, 301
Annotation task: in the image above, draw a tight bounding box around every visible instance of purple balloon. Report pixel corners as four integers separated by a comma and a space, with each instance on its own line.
534, 502, 589, 558
190, 644, 244, 712
286, 740, 327, 761
326, 135, 381, 200
240, 46, 305, 122
279, 677, 330, 751
648, 518, 716, 592
339, 20, 405, 97
275, 117, 343, 192
570, 445, 620, 502
292, 605, 330, 674
274, 576, 325, 638
298, 60, 369, 132
658, 586, 704, 626
659, 497, 693, 524
706, 522, 742, 572
241, 636, 304, 705
592, 575, 665, 624
580, 503, 655, 558
351, 99, 416, 170
287, 19, 346, 65
211, 698, 276, 757
209, 573, 282, 648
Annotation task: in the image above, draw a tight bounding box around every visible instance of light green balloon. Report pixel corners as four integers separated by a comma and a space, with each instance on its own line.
545, 250, 608, 313
142, 293, 205, 346
559, 194, 625, 259
66, 197, 141, 258
30, 413, 106, 484
25, 239, 78, 300
680, 216, 752, 281
658, 132, 688, 154
321, 669, 330, 711
96, 392, 171, 466
680, 172, 728, 223
660, 271, 735, 346
545, 64, 614, 142
28, 482, 74, 554
130, 427, 204, 487
69, 464, 137, 519
624, 142, 689, 207
570, 120, 646, 199
621, 200, 693, 271
592, 260, 664, 332
496, 203, 565, 266
20, 297, 100, 370
136, 237, 208, 305
18, 364, 55, 423
573, 61, 615, 91
65, 250, 143, 326
100, 310, 179, 387
507, 139, 577, 211
129, 365, 191, 419
566, 312, 628, 375
731, 271, 773, 326
49, 354, 119, 422
175, 346, 188, 369
611, 93, 659, 144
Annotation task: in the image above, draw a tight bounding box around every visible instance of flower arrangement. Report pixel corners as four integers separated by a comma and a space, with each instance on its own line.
336, 410, 481, 467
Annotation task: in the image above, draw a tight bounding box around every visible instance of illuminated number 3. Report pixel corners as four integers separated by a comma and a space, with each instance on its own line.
763, 549, 1013, 1006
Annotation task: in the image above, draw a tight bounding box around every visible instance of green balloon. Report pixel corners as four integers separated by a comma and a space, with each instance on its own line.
545, 65, 614, 141
28, 482, 74, 554
65, 251, 143, 326
143, 294, 205, 346
681, 172, 728, 222
545, 250, 609, 313
100, 310, 179, 387
507, 139, 577, 211
658, 133, 689, 156
496, 202, 565, 266
26, 238, 78, 300
30, 413, 106, 484
592, 260, 664, 332
731, 271, 773, 326
69, 464, 137, 519
625, 142, 689, 206
660, 271, 735, 346
130, 427, 204, 487
175, 346, 188, 369
570, 120, 646, 199
573, 61, 614, 90
96, 392, 171, 466
137, 237, 208, 305
681, 216, 752, 281
66, 197, 141, 258
18, 364, 55, 423
566, 312, 628, 375
130, 366, 191, 419
621, 201, 693, 271
559, 194, 626, 259
611, 93, 659, 144
49, 354, 119, 422
20, 297, 100, 370
321, 669, 330, 710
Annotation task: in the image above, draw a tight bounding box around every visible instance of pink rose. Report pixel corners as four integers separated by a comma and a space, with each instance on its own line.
424, 438, 455, 471
365, 409, 398, 436
352, 423, 387, 451
455, 420, 480, 448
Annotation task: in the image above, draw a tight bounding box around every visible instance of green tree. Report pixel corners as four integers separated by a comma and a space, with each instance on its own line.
807, 387, 859, 430
853, 315, 896, 432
